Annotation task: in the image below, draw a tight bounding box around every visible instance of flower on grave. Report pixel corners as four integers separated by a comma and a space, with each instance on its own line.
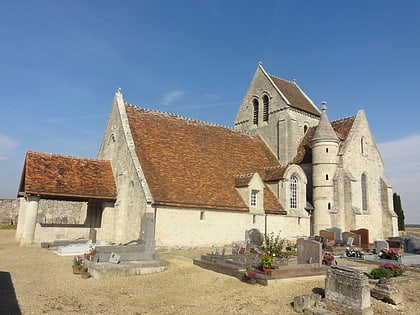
371, 262, 405, 279
259, 252, 273, 269
322, 252, 335, 266
345, 247, 365, 258
72, 256, 85, 270
244, 271, 257, 279
378, 248, 401, 260
262, 268, 270, 274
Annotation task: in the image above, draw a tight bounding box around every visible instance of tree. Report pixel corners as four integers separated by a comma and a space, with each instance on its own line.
393, 193, 405, 231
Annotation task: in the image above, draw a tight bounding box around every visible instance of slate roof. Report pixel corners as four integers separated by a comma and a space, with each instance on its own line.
293, 115, 356, 164
18, 151, 116, 200
125, 104, 286, 214
268, 75, 320, 117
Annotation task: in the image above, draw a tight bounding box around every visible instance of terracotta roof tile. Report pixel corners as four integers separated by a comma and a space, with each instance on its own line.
268, 75, 320, 117
18, 151, 116, 200
331, 116, 356, 141
125, 104, 284, 213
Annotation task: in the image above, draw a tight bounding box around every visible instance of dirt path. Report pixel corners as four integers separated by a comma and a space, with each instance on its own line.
1, 230, 419, 314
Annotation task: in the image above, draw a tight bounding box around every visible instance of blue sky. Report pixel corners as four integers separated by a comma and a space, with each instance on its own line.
1, 1, 419, 223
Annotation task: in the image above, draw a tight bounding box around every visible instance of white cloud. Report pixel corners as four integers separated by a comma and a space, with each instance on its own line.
0, 133, 19, 160
161, 90, 185, 105
379, 134, 420, 224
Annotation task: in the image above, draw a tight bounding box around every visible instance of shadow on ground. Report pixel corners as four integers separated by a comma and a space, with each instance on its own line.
0, 271, 22, 315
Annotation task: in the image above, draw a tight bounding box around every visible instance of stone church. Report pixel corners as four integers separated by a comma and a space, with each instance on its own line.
15, 63, 398, 247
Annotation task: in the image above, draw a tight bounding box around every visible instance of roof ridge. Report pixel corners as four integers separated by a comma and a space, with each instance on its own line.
233, 173, 254, 178
268, 73, 296, 84
125, 103, 258, 137
331, 115, 356, 123
263, 165, 284, 170
27, 150, 103, 162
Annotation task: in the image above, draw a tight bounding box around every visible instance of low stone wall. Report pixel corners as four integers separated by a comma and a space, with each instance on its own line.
0, 198, 87, 226
0, 199, 20, 225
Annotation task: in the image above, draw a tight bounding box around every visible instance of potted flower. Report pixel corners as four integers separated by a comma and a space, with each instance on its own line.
242, 269, 257, 284
72, 256, 87, 274
259, 253, 273, 272
322, 252, 335, 266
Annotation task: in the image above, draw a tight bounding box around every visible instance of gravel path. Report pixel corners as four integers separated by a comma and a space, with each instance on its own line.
1, 230, 420, 314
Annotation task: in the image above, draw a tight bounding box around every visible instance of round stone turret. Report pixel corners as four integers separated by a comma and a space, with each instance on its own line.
311, 102, 339, 234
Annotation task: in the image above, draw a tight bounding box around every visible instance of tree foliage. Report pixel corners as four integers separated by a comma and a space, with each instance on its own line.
393, 192, 405, 231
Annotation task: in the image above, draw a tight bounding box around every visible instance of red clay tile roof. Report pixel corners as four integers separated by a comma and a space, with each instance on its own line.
269, 75, 320, 117
331, 116, 356, 142
292, 127, 316, 164
18, 151, 116, 200
125, 104, 285, 213
293, 116, 356, 164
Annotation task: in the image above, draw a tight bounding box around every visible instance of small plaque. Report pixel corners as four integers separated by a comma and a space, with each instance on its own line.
109, 252, 120, 264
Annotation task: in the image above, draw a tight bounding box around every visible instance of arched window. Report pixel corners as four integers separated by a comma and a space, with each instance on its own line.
263, 95, 269, 122
303, 125, 308, 134
253, 99, 259, 125
290, 176, 298, 209
361, 173, 367, 211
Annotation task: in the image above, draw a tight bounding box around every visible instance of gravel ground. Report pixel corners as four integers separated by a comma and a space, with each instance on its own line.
1, 229, 420, 315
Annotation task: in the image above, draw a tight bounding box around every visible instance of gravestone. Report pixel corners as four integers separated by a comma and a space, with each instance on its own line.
371, 278, 403, 305
245, 228, 264, 246
387, 236, 403, 249
342, 231, 361, 248
374, 240, 389, 254
320, 230, 335, 247
296, 238, 322, 265
140, 212, 156, 254
404, 235, 420, 254
350, 228, 369, 248
325, 265, 373, 315
327, 227, 342, 245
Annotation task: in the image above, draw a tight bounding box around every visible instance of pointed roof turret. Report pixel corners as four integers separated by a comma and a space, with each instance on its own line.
311, 102, 339, 144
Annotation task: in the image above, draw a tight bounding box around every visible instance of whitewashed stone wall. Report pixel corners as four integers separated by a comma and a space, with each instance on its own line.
154, 206, 310, 248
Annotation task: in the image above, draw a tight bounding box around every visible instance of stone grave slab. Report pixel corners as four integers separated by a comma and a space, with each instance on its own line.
296, 238, 322, 265
350, 228, 369, 248
327, 227, 342, 245
320, 230, 335, 247
325, 265, 372, 315
404, 235, 420, 254
342, 231, 361, 248
245, 228, 264, 246
374, 240, 389, 254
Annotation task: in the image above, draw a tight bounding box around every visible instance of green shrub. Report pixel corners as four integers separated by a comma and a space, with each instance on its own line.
262, 231, 285, 257
370, 267, 394, 279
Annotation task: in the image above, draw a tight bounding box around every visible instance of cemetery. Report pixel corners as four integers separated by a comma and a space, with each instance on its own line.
2, 227, 420, 314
